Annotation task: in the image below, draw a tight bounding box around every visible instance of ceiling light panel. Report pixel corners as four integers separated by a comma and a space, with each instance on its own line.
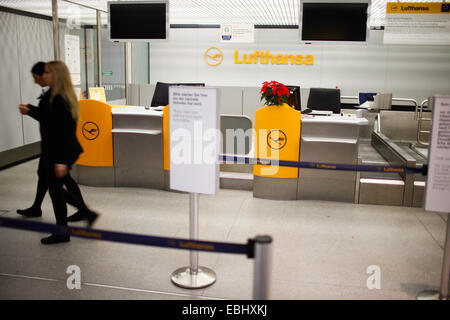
0, 0, 53, 17
0, 0, 446, 27
171, 0, 300, 25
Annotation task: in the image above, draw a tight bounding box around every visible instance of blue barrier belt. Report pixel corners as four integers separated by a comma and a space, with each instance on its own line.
0, 217, 251, 256
219, 155, 426, 175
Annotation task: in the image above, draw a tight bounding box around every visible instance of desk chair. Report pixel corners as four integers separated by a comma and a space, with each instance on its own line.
306, 88, 341, 114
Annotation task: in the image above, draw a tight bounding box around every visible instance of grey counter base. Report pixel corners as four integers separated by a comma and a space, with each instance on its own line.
73, 164, 425, 208
297, 169, 357, 203
253, 175, 298, 200
73, 164, 164, 189
72, 165, 115, 187
115, 167, 164, 189
358, 179, 404, 206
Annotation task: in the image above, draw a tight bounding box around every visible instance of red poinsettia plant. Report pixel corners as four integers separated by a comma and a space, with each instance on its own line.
260, 81, 290, 106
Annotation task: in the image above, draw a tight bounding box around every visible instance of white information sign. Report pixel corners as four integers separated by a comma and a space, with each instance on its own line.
384, 2, 450, 45
220, 24, 255, 43
64, 34, 81, 85
425, 96, 450, 213
169, 87, 220, 195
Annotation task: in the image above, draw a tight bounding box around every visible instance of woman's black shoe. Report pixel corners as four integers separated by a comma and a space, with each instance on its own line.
17, 207, 42, 217
86, 211, 99, 228
41, 234, 70, 245
67, 209, 99, 227
67, 210, 85, 222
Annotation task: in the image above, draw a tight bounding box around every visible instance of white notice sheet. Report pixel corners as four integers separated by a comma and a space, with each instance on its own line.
425, 96, 450, 213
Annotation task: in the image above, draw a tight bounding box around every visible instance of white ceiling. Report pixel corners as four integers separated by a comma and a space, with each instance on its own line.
0, 0, 445, 27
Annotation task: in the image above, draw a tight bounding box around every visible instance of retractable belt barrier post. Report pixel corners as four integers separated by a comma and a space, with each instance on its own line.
252, 235, 273, 300
0, 216, 272, 299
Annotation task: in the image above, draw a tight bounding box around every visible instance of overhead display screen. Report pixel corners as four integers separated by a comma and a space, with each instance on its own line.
301, 2, 369, 42
109, 1, 168, 41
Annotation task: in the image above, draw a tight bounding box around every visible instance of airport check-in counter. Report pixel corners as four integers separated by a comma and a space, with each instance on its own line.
75, 101, 253, 191
297, 113, 368, 202
111, 107, 165, 189
75, 96, 368, 203
73, 101, 166, 189
122, 84, 427, 207
252, 111, 368, 202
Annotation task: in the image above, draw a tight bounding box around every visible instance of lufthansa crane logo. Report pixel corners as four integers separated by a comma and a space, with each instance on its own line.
82, 121, 99, 140
267, 129, 287, 150
204, 47, 223, 66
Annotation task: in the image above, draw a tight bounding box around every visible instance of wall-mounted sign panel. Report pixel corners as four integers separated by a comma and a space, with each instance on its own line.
425, 96, 450, 213
169, 87, 220, 195
384, 2, 450, 45
220, 24, 254, 43
64, 34, 81, 85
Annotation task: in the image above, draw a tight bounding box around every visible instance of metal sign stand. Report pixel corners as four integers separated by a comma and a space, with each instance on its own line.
417, 96, 450, 300
417, 216, 450, 300
171, 193, 216, 289
438, 216, 450, 299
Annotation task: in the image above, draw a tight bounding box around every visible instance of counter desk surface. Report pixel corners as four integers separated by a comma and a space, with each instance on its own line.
301, 113, 369, 125
111, 106, 163, 117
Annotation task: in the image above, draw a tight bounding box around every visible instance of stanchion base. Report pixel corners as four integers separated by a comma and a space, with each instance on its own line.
171, 266, 216, 289
416, 290, 440, 300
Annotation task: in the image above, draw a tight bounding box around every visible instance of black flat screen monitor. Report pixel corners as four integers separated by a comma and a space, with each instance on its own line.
286, 86, 301, 111
108, 1, 168, 41
151, 82, 206, 107
300, 1, 370, 42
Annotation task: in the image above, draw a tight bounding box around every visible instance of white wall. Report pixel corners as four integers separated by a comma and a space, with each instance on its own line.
0, 11, 53, 153
149, 28, 450, 104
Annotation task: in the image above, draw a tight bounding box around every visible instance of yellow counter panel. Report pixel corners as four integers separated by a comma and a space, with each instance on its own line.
253, 103, 301, 179
76, 99, 114, 167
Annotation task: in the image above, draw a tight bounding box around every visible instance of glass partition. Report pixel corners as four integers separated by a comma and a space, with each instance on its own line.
57, 0, 98, 99
54, 2, 127, 103
100, 11, 126, 104
133, 42, 150, 84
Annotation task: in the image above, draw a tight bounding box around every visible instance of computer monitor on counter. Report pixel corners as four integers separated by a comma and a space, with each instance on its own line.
151, 82, 205, 107
286, 85, 301, 111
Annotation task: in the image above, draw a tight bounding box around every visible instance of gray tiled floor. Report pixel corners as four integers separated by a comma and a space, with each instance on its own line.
0, 159, 447, 300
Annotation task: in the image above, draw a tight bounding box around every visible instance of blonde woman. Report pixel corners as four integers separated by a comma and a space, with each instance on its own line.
39, 60, 98, 244
18, 62, 90, 223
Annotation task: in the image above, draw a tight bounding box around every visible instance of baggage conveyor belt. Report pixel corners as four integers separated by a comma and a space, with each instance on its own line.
357, 134, 427, 207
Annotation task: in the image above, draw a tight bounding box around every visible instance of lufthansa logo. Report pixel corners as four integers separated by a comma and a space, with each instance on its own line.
391, 4, 398, 11
82, 121, 99, 140
267, 129, 287, 150
204, 47, 223, 66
